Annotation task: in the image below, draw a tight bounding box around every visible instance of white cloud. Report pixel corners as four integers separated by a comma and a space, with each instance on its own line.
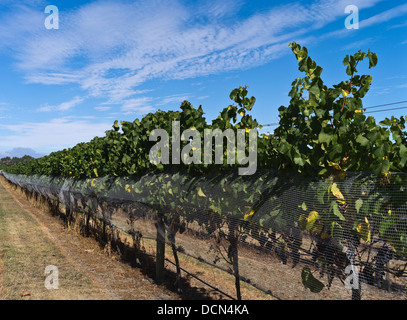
387, 20, 407, 30
94, 106, 112, 112
119, 97, 154, 114
157, 94, 191, 106
360, 3, 407, 28
187, 0, 244, 21
372, 87, 391, 96
25, 72, 83, 85
0, 118, 112, 153
341, 38, 375, 51
0, 0, 389, 111
37, 96, 84, 112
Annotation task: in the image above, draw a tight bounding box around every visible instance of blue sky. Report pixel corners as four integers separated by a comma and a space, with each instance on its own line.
0, 0, 406, 156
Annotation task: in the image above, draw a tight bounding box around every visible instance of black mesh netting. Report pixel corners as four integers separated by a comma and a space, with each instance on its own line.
1, 169, 407, 300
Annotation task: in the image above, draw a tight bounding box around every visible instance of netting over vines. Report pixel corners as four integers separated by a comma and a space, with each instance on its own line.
2, 169, 407, 300
1, 42, 407, 300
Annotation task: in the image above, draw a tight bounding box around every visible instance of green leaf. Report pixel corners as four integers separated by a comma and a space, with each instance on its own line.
374, 144, 385, 159
367, 51, 378, 68
400, 145, 407, 167
356, 134, 370, 147
294, 155, 306, 166
328, 144, 343, 161
309, 84, 320, 98
343, 55, 349, 66
318, 132, 333, 145
278, 140, 291, 155
330, 222, 343, 239
379, 118, 392, 126
355, 198, 363, 214
301, 267, 325, 293
113, 120, 120, 132
331, 201, 345, 221
373, 159, 390, 175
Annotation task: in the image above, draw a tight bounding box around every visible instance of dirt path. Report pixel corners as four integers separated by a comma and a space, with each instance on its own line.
0, 179, 179, 300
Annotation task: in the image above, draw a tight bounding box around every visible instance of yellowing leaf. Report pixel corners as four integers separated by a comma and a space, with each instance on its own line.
331, 183, 345, 204
197, 187, 206, 198
342, 89, 349, 97
357, 219, 371, 243
321, 230, 331, 239
244, 210, 255, 222
328, 161, 344, 172
307, 211, 319, 223
305, 211, 319, 231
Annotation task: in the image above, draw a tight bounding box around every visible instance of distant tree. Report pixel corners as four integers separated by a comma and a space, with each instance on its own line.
0, 155, 34, 168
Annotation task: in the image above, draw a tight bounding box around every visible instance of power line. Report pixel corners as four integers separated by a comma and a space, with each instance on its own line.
261, 99, 407, 127
363, 100, 407, 110
261, 123, 279, 128
365, 105, 407, 114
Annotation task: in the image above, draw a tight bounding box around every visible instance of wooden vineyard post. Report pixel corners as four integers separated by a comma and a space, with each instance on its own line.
156, 210, 166, 284
228, 218, 242, 300
65, 205, 71, 227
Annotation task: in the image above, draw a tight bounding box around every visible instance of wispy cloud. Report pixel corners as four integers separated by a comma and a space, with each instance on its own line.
0, 0, 389, 114
0, 118, 112, 153
157, 94, 191, 106
341, 37, 376, 51
119, 97, 154, 114
360, 3, 407, 28
387, 20, 407, 30
37, 96, 84, 112
94, 106, 112, 112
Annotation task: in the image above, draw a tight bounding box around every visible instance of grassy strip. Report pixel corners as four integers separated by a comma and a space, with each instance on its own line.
0, 182, 105, 300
